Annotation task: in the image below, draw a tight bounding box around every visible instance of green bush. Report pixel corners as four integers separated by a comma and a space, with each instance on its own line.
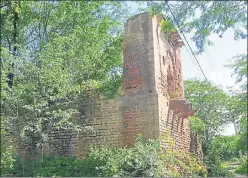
237, 117, 247, 153
85, 133, 207, 177
206, 135, 239, 162
86, 136, 165, 177
207, 165, 235, 177
5, 156, 36, 177
4, 133, 207, 177
35, 156, 83, 177
7, 156, 93, 177
159, 131, 207, 177
1, 119, 15, 176
204, 135, 241, 177
235, 156, 247, 175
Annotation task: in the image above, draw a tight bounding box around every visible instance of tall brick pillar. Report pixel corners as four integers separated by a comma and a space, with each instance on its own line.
121, 12, 194, 151
121, 13, 160, 147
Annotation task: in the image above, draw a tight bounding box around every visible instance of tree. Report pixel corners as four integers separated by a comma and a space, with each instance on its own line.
225, 95, 246, 134
145, 1, 247, 54
184, 79, 230, 151
1, 1, 129, 171
226, 54, 247, 153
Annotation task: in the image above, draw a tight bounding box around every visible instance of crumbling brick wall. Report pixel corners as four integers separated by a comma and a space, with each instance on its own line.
19, 12, 198, 160
46, 96, 122, 159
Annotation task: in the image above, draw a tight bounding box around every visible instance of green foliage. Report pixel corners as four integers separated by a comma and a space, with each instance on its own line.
86, 136, 165, 177
226, 54, 247, 154
204, 135, 240, 177
206, 136, 240, 163
6, 156, 85, 177
0, 118, 15, 176
3, 133, 207, 177
235, 156, 248, 175
184, 79, 243, 177
160, 19, 176, 35
159, 131, 208, 177
237, 117, 248, 153
189, 116, 205, 134
35, 156, 91, 177
1, 1, 129, 165
5, 157, 35, 177
208, 165, 235, 177
102, 74, 123, 99
226, 54, 247, 84
146, 1, 247, 53
184, 79, 230, 150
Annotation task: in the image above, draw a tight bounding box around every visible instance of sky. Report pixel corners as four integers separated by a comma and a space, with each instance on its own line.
181, 29, 247, 136
127, 1, 247, 136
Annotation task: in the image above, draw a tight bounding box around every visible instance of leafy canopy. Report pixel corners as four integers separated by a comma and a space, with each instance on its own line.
145, 1, 247, 54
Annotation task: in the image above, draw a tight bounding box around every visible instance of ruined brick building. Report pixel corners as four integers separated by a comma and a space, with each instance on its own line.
21, 13, 201, 159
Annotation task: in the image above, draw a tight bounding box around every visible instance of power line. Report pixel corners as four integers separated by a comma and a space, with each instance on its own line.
164, 1, 208, 81
184, 42, 203, 77
205, 45, 218, 82
205, 46, 215, 70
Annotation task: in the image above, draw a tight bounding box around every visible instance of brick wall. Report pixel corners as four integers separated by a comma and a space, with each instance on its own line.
19, 12, 199, 160
120, 93, 159, 146
47, 96, 122, 159
151, 14, 192, 151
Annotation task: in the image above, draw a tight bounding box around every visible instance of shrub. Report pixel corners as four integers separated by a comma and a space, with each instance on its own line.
1, 119, 16, 176
206, 135, 239, 162
204, 135, 240, 177
87, 133, 207, 177
235, 156, 248, 175
159, 131, 207, 177
237, 117, 247, 153
207, 165, 235, 177
35, 156, 83, 177
87, 136, 165, 177
4, 132, 208, 177
6, 156, 36, 177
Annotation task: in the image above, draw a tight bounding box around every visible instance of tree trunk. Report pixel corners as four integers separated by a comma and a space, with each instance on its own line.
8, 0, 19, 88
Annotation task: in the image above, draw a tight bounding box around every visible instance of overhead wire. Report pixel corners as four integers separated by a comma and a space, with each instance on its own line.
184, 43, 203, 77
205, 46, 215, 70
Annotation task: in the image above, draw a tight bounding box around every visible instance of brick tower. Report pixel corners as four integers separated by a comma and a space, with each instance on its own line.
121, 12, 194, 151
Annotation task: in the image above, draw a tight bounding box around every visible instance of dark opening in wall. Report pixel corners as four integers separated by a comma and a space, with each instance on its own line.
163, 56, 165, 65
